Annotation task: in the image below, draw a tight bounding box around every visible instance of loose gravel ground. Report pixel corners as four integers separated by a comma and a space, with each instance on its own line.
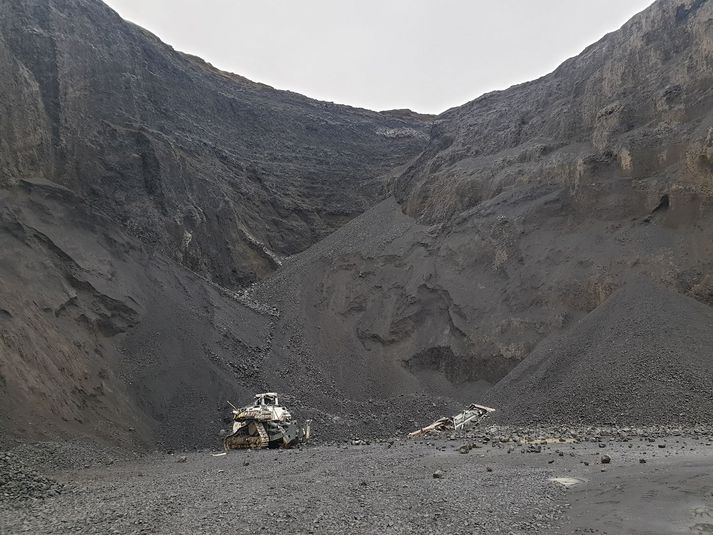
2, 427, 712, 534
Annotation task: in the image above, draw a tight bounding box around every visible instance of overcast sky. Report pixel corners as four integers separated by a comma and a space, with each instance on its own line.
103, 0, 654, 114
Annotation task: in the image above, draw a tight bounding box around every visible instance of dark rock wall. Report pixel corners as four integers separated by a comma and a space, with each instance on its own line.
0, 0, 431, 287
394, 0, 713, 225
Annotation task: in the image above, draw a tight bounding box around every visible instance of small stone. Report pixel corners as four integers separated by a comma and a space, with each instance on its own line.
176, 456, 188, 463
433, 470, 444, 479
639, 458, 647, 464
601, 455, 611, 464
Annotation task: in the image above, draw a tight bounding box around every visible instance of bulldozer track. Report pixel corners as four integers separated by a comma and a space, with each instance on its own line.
256, 422, 269, 448
224, 421, 270, 450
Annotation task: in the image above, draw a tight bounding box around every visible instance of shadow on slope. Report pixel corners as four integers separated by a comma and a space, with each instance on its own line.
0, 178, 272, 450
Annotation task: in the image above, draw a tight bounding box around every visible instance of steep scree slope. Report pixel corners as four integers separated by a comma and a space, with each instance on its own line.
249, 188, 713, 421
246, 0, 713, 423
0, 179, 274, 448
485, 279, 713, 426
0, 181, 458, 447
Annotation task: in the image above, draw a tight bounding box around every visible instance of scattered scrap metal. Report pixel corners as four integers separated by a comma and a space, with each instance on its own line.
224, 393, 311, 450
409, 404, 495, 437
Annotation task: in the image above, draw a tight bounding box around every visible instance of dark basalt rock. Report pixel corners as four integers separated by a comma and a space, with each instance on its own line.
0, 0, 431, 288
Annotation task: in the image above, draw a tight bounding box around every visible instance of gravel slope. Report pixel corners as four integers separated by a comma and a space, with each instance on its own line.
486, 279, 713, 426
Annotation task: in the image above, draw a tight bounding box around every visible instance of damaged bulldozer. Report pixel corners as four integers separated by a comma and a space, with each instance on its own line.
224, 393, 311, 450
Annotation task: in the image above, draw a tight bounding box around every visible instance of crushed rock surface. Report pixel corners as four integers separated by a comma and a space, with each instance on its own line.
0, 452, 63, 504
2, 427, 713, 534
1, 439, 565, 535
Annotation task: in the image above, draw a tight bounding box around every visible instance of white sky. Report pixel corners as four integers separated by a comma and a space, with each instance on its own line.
103, 0, 655, 114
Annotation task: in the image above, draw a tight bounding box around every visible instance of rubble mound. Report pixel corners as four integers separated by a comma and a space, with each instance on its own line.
486, 279, 713, 426
0, 452, 63, 503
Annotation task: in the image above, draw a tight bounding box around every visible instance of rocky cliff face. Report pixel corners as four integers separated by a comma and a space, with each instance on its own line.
0, 0, 430, 288
2, 0, 713, 448
394, 0, 713, 224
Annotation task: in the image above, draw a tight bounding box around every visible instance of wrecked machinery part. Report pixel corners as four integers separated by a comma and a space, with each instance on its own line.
408, 417, 452, 438
409, 404, 496, 438
453, 404, 496, 431
224, 393, 311, 450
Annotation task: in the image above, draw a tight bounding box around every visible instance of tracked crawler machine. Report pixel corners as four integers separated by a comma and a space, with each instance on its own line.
224, 393, 311, 450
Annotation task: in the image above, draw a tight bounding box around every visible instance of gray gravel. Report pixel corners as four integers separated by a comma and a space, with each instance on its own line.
0, 452, 63, 504
3, 426, 712, 534
1, 439, 566, 535
486, 280, 713, 427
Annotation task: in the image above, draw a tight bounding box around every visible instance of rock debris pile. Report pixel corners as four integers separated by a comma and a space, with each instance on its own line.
0, 452, 63, 503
